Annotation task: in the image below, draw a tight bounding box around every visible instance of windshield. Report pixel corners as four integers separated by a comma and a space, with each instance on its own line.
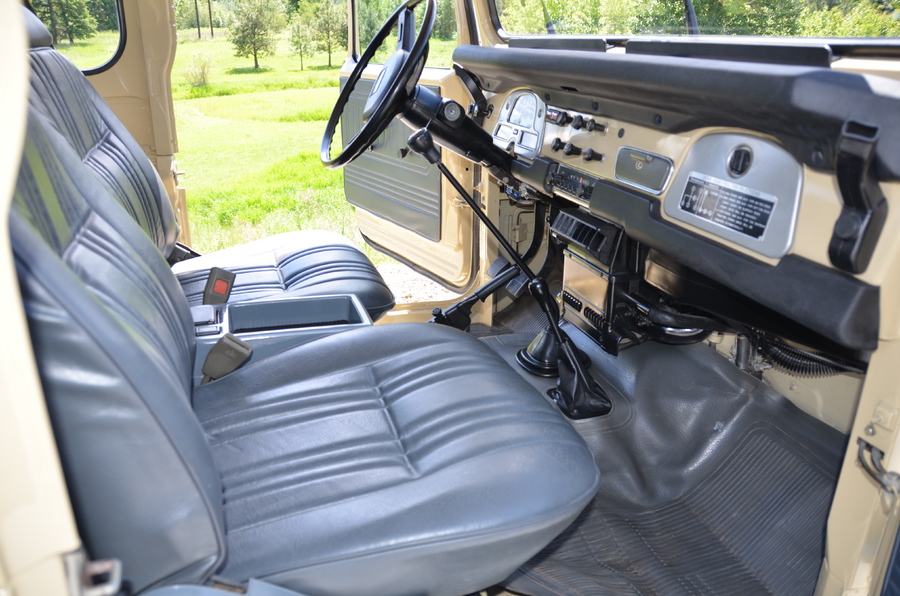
493, 0, 900, 37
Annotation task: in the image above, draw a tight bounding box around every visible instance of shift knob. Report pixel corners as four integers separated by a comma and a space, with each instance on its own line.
407, 128, 441, 165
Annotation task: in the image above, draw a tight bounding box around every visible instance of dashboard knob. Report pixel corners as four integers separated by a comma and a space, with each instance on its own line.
563, 142, 582, 156
553, 111, 571, 125
583, 148, 602, 162
551, 138, 563, 152
572, 115, 584, 130
584, 119, 596, 132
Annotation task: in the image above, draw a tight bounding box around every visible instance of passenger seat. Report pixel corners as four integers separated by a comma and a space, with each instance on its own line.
23, 8, 395, 320
12, 105, 601, 596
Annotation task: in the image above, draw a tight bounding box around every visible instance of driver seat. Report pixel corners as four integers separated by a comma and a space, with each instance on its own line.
23, 7, 395, 321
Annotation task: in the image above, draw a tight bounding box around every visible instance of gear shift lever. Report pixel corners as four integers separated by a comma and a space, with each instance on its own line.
407, 128, 611, 418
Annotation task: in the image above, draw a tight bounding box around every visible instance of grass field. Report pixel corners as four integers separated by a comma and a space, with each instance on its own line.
57, 29, 457, 261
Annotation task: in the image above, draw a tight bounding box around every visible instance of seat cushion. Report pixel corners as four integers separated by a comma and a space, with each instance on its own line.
192, 323, 600, 596
172, 231, 395, 320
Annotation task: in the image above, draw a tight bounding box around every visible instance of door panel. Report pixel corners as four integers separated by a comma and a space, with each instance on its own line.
343, 79, 442, 241
340, 64, 476, 289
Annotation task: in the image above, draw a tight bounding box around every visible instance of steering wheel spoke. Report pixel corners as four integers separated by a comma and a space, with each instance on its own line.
397, 8, 416, 52
321, 0, 435, 169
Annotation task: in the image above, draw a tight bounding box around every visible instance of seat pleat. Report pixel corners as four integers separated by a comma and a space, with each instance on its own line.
206, 391, 382, 445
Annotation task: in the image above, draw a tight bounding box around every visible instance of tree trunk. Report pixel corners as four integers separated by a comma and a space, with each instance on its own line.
47, 0, 60, 45
253, 49, 259, 69
193, 0, 201, 39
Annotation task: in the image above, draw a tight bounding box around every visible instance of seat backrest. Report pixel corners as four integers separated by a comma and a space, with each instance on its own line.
10, 108, 225, 591
24, 7, 180, 259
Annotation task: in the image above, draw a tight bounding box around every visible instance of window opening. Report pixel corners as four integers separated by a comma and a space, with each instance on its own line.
35, 0, 125, 71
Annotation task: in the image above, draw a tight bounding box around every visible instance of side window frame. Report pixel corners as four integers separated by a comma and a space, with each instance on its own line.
40, 0, 127, 74
83, 0, 126, 75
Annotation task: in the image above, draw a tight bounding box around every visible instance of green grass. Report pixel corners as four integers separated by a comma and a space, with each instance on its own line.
171, 32, 456, 99
172, 30, 349, 100
54, 30, 122, 70
172, 86, 363, 254
59, 28, 457, 263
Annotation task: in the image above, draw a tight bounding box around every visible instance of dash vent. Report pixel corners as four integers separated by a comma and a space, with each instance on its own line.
551, 209, 620, 265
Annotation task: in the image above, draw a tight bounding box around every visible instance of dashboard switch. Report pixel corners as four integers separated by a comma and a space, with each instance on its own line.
586, 120, 608, 134
583, 148, 603, 162
572, 115, 584, 130
563, 142, 582, 156
551, 138, 563, 152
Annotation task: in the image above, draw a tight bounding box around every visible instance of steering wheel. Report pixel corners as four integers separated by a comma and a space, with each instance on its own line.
321, 0, 435, 169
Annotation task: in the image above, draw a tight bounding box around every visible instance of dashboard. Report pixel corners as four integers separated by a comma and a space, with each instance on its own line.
468, 73, 883, 355
449, 41, 900, 364
491, 90, 804, 260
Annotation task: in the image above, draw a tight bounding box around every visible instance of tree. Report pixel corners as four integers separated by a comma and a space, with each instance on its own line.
174, 0, 233, 31
314, 0, 348, 68
229, 0, 287, 69
290, 21, 316, 69
86, 0, 117, 31
33, 0, 97, 45
358, 0, 394, 47
434, 0, 457, 39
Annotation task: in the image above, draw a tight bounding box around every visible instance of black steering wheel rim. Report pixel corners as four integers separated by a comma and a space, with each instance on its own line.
320, 0, 435, 169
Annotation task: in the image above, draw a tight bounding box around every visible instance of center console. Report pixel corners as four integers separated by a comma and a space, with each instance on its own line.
190, 294, 371, 385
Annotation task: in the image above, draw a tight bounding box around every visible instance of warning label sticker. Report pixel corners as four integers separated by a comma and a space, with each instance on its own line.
679, 172, 776, 240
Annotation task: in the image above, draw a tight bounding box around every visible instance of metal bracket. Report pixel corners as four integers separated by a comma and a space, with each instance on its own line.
454, 65, 487, 126
828, 121, 888, 274
64, 549, 123, 596
857, 437, 900, 494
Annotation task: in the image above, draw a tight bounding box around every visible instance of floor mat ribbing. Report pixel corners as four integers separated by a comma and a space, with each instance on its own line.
497, 333, 846, 596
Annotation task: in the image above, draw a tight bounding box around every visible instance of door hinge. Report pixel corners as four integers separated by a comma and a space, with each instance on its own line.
857, 438, 900, 494
450, 196, 470, 209
64, 549, 123, 596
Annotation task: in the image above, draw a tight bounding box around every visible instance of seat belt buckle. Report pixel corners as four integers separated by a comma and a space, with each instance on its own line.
201, 333, 252, 384
202, 267, 236, 305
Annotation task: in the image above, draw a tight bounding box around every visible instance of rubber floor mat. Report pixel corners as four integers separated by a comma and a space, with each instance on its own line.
502, 335, 846, 596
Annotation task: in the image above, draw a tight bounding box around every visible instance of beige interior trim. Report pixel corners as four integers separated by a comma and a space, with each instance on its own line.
0, 6, 81, 596
86, 0, 189, 244
819, 339, 900, 595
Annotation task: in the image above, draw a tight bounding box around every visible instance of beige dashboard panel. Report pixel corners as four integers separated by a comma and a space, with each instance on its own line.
485, 88, 900, 338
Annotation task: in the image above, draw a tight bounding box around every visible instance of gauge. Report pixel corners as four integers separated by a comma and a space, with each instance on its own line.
509, 94, 537, 127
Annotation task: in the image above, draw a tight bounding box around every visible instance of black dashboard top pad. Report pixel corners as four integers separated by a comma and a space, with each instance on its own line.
454, 44, 900, 181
